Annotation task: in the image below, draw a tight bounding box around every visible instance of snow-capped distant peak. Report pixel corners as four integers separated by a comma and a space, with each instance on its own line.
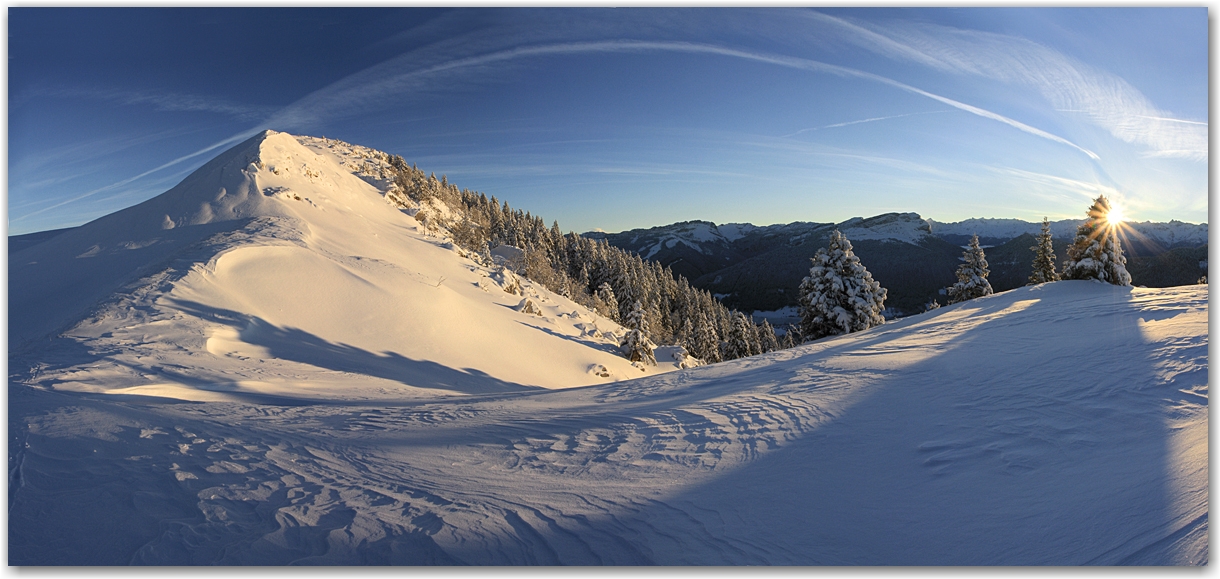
927, 216, 1208, 248
717, 222, 758, 242
607, 220, 736, 259
833, 212, 932, 244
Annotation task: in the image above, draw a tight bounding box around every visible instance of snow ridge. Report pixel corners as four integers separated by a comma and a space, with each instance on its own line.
10, 130, 689, 402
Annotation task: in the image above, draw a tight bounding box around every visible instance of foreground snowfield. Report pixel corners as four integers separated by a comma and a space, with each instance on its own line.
9, 280, 1207, 564
7, 131, 1207, 564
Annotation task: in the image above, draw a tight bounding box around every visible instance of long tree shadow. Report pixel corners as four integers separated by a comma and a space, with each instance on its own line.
167, 298, 540, 396
370, 282, 1205, 565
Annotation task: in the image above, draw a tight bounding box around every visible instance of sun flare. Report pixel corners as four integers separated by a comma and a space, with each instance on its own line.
1106, 204, 1125, 226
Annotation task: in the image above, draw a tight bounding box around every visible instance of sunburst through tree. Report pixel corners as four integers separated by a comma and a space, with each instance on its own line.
1062, 194, 1132, 285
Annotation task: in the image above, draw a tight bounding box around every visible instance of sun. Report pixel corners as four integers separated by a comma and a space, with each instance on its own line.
1105, 204, 1126, 227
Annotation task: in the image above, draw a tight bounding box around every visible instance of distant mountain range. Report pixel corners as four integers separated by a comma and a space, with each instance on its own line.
586, 213, 1208, 316
11, 194, 1208, 321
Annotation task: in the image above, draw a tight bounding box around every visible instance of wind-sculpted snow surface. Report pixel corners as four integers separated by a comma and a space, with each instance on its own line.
9, 281, 1207, 565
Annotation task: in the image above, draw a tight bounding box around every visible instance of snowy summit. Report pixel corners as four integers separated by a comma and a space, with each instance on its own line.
11, 131, 689, 403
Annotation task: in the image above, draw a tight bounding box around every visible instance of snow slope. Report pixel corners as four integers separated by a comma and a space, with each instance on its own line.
9, 280, 1207, 564
9, 131, 685, 404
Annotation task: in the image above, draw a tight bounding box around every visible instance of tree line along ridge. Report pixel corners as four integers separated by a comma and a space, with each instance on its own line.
371, 144, 1138, 367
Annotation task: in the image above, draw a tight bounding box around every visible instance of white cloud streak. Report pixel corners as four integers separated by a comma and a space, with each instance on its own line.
29, 10, 1157, 228
806, 11, 1206, 161
12, 128, 266, 224
24, 87, 275, 121
781, 111, 951, 138
28, 32, 1104, 225
267, 39, 1101, 162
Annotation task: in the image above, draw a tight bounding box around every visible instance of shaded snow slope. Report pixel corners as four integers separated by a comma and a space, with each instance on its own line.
9, 281, 1207, 564
10, 131, 684, 402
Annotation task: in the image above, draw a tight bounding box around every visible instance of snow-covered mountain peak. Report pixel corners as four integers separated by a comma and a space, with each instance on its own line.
11, 131, 691, 397
131, 130, 401, 235
617, 220, 736, 259
834, 212, 932, 244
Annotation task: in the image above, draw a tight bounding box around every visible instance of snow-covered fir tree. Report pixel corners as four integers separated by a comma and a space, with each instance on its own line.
780, 325, 799, 350
595, 282, 619, 322
694, 312, 722, 363
1028, 217, 1060, 285
678, 316, 696, 352
724, 311, 759, 360
947, 234, 994, 304
1061, 195, 1132, 286
620, 300, 656, 365
797, 230, 887, 341
757, 319, 780, 354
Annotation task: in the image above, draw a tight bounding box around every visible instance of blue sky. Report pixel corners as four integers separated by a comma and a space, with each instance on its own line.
8, 8, 1208, 236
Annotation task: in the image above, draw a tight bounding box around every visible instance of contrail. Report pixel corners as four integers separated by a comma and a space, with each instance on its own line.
1133, 115, 1208, 126
267, 39, 1103, 161
12, 128, 266, 223
781, 111, 950, 138
24, 38, 1102, 224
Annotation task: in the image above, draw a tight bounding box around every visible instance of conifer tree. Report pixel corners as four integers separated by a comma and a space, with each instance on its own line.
678, 316, 696, 352
1062, 195, 1132, 286
757, 319, 780, 354
780, 325, 799, 350
947, 234, 994, 304
724, 311, 758, 360
595, 282, 620, 322
798, 230, 887, 341
694, 312, 722, 363
1028, 217, 1060, 285
620, 300, 656, 365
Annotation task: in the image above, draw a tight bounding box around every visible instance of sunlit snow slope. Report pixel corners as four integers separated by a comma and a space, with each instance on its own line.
10, 131, 684, 402
9, 279, 1207, 565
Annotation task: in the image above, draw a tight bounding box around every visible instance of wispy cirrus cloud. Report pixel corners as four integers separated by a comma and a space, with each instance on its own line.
28, 9, 1189, 230
51, 30, 1105, 220
805, 11, 1207, 161
990, 166, 1119, 203
19, 86, 276, 121
265, 39, 1100, 162
11, 128, 265, 224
